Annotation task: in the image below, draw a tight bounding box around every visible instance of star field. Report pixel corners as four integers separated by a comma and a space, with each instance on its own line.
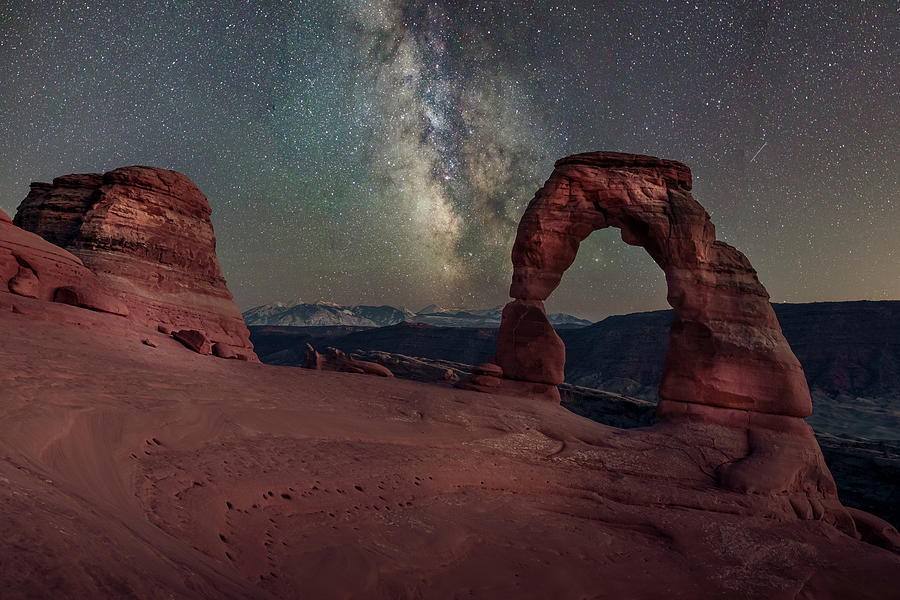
1, 1, 897, 320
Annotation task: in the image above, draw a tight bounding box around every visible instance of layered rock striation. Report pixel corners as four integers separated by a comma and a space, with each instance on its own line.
15, 166, 255, 359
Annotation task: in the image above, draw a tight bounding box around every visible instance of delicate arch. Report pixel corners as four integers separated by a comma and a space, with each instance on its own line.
496, 152, 811, 418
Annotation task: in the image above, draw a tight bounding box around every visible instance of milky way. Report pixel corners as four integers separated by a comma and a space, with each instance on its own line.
1, 1, 897, 320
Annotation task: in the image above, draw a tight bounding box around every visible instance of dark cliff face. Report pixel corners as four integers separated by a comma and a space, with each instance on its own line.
251, 322, 499, 367
561, 301, 900, 404
775, 302, 900, 399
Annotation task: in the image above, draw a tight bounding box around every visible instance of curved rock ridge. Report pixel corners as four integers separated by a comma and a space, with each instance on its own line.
15, 166, 256, 359
1, 212, 97, 301
497, 151, 810, 419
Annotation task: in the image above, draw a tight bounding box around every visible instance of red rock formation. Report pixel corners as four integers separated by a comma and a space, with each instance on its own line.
496, 151, 843, 501
14, 166, 256, 359
498, 151, 809, 416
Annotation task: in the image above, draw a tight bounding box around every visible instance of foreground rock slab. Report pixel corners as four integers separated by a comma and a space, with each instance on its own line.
1, 306, 898, 599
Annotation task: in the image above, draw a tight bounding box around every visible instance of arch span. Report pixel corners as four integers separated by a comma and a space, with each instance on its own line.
495, 151, 811, 419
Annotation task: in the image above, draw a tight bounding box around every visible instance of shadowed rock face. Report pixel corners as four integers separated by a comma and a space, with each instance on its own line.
497, 151, 810, 419
14, 166, 256, 359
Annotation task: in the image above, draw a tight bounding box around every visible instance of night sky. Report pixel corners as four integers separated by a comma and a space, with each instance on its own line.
1, 1, 897, 321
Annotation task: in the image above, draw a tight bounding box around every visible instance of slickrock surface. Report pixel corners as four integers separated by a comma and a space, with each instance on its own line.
14, 166, 256, 359
1, 302, 899, 599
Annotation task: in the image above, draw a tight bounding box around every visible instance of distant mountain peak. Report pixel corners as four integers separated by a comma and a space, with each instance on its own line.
243, 300, 591, 329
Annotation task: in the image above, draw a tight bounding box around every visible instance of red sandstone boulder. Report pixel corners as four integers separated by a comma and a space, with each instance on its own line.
54, 285, 129, 316
172, 329, 212, 355
0, 208, 11, 223
848, 507, 900, 552
14, 166, 256, 360
211, 341, 237, 359
473, 362, 503, 377
8, 265, 39, 298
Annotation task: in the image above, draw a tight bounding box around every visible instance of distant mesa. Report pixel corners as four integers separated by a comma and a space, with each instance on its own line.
13, 166, 256, 360
243, 300, 592, 329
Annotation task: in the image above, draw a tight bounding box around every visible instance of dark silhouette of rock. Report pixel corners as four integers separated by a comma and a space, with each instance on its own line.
251, 322, 498, 367
14, 166, 256, 359
349, 350, 464, 383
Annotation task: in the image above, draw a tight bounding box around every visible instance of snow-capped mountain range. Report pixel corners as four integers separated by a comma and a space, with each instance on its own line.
242, 300, 592, 329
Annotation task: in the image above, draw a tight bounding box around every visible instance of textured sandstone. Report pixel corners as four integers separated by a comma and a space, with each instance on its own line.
3, 306, 899, 598
473, 363, 503, 378
54, 285, 130, 316
0, 215, 97, 302
173, 329, 213, 355
15, 166, 256, 359
495, 300, 565, 385
8, 265, 40, 298
848, 507, 900, 552
211, 341, 238, 359
498, 151, 810, 419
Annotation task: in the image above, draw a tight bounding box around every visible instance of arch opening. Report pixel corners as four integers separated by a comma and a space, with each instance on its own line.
544, 226, 668, 323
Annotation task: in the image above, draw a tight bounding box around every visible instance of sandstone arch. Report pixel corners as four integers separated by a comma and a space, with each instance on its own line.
495, 151, 811, 420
